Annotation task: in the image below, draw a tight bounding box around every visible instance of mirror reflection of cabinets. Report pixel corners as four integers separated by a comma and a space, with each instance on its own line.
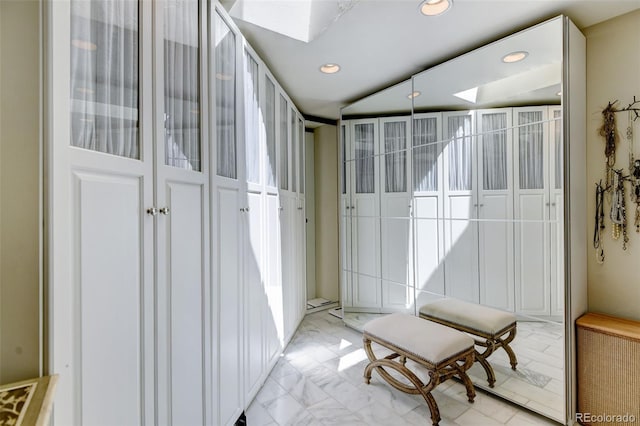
339, 15, 587, 424
341, 106, 563, 317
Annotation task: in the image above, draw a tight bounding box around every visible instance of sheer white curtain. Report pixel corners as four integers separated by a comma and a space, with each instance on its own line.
518, 111, 544, 189
164, 0, 200, 170
413, 117, 438, 192
279, 96, 289, 190
244, 52, 260, 183
481, 113, 508, 190
384, 121, 406, 193
299, 119, 305, 194
554, 110, 563, 189
448, 115, 473, 191
71, 0, 139, 158
214, 12, 236, 178
291, 108, 297, 192
355, 123, 375, 194
265, 78, 276, 187
341, 126, 347, 195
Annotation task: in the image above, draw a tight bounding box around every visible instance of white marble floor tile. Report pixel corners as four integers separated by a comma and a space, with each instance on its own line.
264, 393, 306, 425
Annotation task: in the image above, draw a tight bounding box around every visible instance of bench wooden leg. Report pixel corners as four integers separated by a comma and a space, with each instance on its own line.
363, 337, 442, 425
499, 327, 518, 370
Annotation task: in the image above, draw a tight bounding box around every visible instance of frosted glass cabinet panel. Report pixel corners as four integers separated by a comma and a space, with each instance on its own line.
164, 0, 201, 170
244, 51, 260, 184
264, 77, 276, 187
214, 11, 237, 179
70, 0, 140, 159
279, 96, 289, 190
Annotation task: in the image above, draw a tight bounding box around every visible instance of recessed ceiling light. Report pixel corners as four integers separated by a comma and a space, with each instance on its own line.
502, 51, 528, 63
320, 63, 340, 74
419, 0, 452, 16
407, 91, 421, 99
71, 39, 97, 51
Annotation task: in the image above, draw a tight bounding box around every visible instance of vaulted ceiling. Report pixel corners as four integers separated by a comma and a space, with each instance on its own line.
222, 0, 640, 123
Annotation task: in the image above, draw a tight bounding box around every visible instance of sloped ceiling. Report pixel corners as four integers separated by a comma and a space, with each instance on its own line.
224, 0, 640, 121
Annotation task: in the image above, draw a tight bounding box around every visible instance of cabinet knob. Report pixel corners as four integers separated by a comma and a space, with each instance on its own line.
297, 207, 303, 210
245, 207, 250, 212
159, 207, 170, 215
147, 207, 158, 216
240, 208, 245, 212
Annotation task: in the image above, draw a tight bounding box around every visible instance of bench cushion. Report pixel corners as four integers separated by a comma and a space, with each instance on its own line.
363, 313, 473, 365
419, 299, 516, 336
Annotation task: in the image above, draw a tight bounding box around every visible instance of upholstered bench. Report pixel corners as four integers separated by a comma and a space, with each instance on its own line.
419, 299, 518, 388
363, 313, 476, 426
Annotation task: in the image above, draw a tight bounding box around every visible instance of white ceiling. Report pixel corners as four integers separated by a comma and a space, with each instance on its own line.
223, 0, 640, 122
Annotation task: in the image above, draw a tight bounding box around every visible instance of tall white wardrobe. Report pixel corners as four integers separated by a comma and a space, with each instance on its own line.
47, 1, 306, 425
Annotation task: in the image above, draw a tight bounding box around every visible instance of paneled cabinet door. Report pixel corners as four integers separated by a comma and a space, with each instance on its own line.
476, 109, 514, 312
340, 123, 353, 307
412, 113, 445, 308
350, 119, 382, 309
442, 111, 479, 303
549, 106, 564, 318
513, 106, 551, 316
379, 117, 413, 312
211, 8, 244, 426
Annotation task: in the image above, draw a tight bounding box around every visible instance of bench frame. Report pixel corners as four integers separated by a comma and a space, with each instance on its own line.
363, 332, 475, 426
419, 313, 518, 388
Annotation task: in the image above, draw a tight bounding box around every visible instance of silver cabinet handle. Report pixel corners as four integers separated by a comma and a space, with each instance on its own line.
297, 207, 303, 210
240, 208, 245, 212
245, 207, 250, 212
279, 207, 284, 211
147, 207, 158, 216
159, 207, 170, 215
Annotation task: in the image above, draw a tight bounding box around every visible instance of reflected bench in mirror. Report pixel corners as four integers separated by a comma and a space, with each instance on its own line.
363, 313, 476, 426
419, 298, 517, 388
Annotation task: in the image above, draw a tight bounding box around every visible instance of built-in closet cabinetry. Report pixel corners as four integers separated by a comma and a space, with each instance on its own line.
48, 2, 305, 426
341, 106, 562, 317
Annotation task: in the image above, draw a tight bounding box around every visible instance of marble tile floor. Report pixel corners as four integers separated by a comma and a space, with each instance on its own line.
246, 311, 561, 426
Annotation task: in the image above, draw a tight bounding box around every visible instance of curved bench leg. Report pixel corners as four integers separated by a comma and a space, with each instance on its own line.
455, 354, 476, 402
500, 328, 518, 370
363, 338, 442, 425
474, 341, 497, 388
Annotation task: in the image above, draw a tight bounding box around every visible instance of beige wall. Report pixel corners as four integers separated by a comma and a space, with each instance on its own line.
0, 0, 42, 383
313, 125, 339, 302
584, 9, 640, 322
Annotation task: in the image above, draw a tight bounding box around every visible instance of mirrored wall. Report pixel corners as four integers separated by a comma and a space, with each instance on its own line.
339, 15, 587, 423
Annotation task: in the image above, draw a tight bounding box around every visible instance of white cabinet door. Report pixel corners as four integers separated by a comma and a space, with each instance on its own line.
513, 107, 551, 316
211, 9, 243, 426
340, 123, 353, 308
379, 117, 413, 312
549, 106, 564, 318
296, 116, 307, 321
443, 111, 479, 303
51, 1, 154, 424
155, 2, 210, 424
350, 120, 382, 309
412, 113, 445, 309
476, 109, 514, 311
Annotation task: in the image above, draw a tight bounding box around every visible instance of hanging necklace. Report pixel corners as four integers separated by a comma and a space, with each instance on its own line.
594, 181, 606, 263
610, 169, 629, 249
627, 110, 640, 232
600, 101, 619, 190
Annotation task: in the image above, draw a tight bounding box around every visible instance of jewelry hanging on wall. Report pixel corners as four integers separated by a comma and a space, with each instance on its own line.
610, 169, 629, 249
599, 101, 619, 189
627, 110, 640, 232
594, 181, 606, 263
